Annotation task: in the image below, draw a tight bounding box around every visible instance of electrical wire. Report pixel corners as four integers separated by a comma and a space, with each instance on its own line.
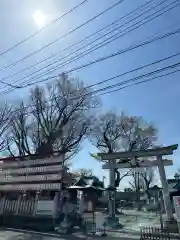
0, 0, 124, 73
9, 0, 166, 87
24, 26, 180, 88
88, 60, 180, 96
2, 59, 180, 124
99, 66, 180, 96
87, 51, 180, 89
0, 0, 88, 57
1, 50, 180, 98
2, 23, 180, 96
2, 0, 178, 91
0, 0, 153, 87
19, 0, 177, 87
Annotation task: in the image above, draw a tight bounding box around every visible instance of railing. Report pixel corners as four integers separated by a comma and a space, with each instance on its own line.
140, 227, 170, 240
0, 196, 83, 216
0, 197, 37, 216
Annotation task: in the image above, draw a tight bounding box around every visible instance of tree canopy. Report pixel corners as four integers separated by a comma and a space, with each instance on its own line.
6, 73, 99, 160
89, 111, 157, 153
89, 111, 157, 189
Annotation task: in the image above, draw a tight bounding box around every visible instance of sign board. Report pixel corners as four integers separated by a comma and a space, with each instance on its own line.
0, 156, 64, 168
0, 173, 62, 184
36, 200, 53, 215
0, 164, 62, 175
173, 196, 180, 222
0, 182, 62, 191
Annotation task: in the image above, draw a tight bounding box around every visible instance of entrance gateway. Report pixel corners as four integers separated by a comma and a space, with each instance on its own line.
97, 144, 178, 228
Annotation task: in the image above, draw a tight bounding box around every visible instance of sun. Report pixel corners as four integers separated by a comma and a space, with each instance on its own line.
33, 10, 45, 27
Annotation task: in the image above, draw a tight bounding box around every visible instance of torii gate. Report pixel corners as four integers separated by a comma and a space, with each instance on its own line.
97, 144, 178, 225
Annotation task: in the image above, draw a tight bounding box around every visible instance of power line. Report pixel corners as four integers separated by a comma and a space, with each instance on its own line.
2, 49, 180, 98
20, 0, 176, 87
0, 0, 124, 73
88, 51, 180, 89
89, 60, 180, 96
0, 0, 88, 57
3, 0, 177, 91
2, 20, 180, 96
0, 0, 153, 88
65, 28, 180, 73
2, 60, 180, 124
10, 0, 165, 87
23, 25, 180, 88
99, 66, 180, 96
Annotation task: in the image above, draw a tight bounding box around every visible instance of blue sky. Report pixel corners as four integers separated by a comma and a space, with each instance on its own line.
0, 0, 180, 188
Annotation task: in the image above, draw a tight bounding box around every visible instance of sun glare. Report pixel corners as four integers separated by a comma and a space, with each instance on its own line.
33, 10, 45, 27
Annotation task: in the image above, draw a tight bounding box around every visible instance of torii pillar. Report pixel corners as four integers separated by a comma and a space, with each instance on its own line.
98, 144, 178, 225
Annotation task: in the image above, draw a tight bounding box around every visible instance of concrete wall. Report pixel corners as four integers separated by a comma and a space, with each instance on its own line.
99, 191, 145, 203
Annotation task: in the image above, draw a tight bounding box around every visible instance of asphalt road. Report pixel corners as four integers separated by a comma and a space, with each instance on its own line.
0, 230, 64, 240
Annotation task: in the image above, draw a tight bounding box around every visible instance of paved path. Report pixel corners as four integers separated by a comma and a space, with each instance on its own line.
0, 229, 139, 240
0, 228, 179, 240
0, 231, 60, 240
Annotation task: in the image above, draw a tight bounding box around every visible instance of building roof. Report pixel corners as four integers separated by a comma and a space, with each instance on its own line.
167, 179, 177, 184
173, 182, 180, 190
149, 185, 162, 190
68, 185, 104, 191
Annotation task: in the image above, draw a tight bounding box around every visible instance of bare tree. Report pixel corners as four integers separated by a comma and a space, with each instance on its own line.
90, 111, 157, 187
74, 168, 93, 178
119, 114, 157, 151
90, 112, 123, 153
128, 167, 155, 210
140, 167, 155, 199
90, 112, 157, 153
0, 103, 12, 152
128, 169, 145, 210
7, 101, 33, 157
6, 73, 98, 160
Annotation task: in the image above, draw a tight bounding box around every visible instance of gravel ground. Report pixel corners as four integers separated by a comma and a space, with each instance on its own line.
0, 210, 176, 240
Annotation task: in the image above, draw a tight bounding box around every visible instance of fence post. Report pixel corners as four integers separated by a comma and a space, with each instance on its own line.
33, 191, 40, 216
102, 222, 107, 236
92, 210, 96, 235
0, 197, 6, 214
15, 194, 22, 215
